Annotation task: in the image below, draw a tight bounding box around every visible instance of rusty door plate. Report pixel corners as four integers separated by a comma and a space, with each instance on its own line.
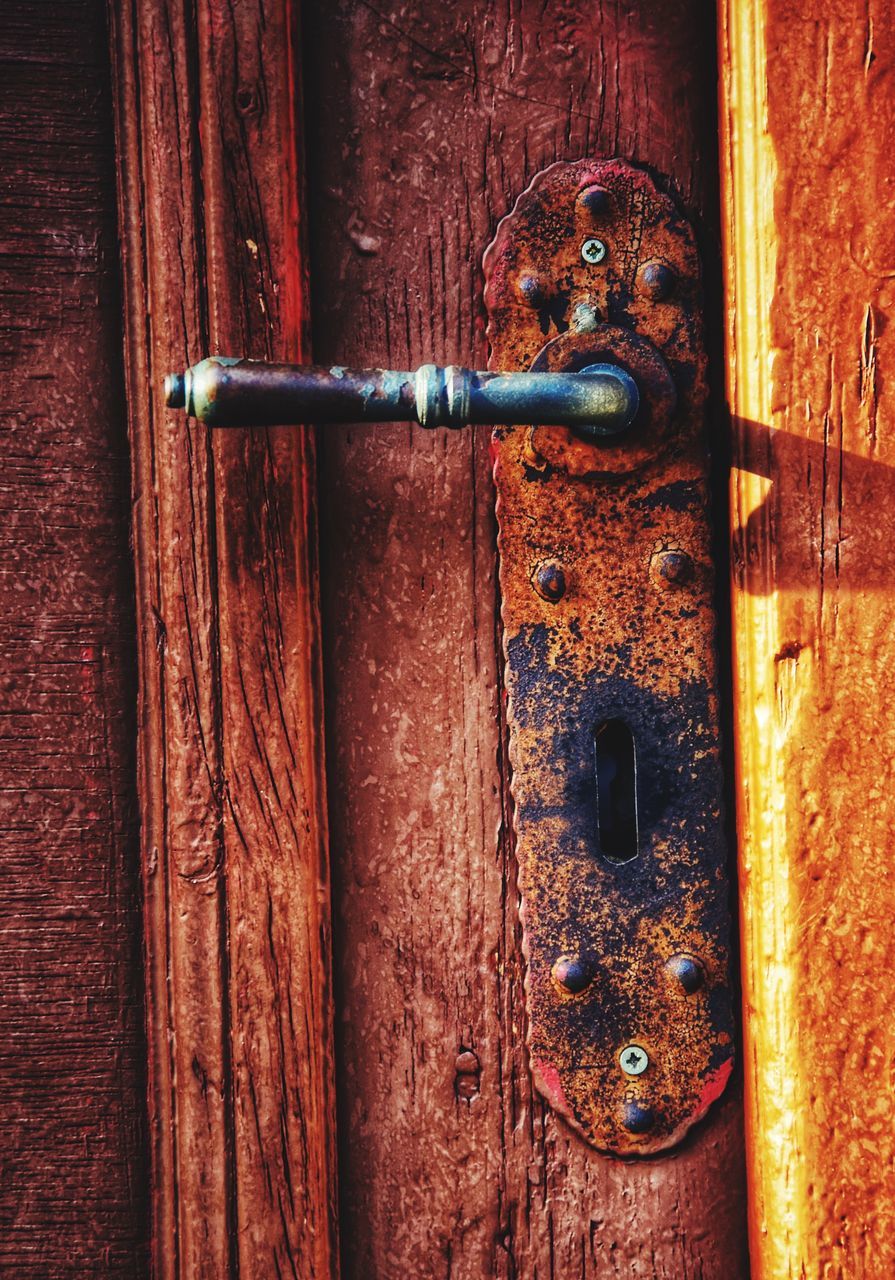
485, 159, 734, 1155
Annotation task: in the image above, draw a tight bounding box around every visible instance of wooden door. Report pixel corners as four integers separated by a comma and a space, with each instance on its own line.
108, 0, 748, 1272
4, 0, 895, 1277
104, 1, 749, 1273
303, 3, 748, 1277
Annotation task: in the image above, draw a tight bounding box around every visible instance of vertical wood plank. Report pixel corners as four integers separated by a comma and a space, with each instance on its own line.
719, 2, 895, 1275
306, 3, 748, 1276
198, 5, 340, 1274
0, 2, 148, 1273
109, 1, 339, 1273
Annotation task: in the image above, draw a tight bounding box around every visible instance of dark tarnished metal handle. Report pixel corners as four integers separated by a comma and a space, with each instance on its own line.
164, 356, 639, 438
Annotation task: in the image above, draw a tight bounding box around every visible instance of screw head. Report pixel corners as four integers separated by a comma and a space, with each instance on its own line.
551, 954, 592, 995
638, 260, 676, 301
532, 558, 567, 603
665, 953, 705, 994
581, 237, 607, 266
578, 184, 612, 220
622, 1100, 655, 1134
618, 1044, 649, 1076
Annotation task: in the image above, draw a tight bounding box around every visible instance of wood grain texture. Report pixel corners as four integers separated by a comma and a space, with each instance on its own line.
108, 1, 339, 1274
305, 3, 748, 1276
719, 3, 895, 1275
0, 2, 148, 1274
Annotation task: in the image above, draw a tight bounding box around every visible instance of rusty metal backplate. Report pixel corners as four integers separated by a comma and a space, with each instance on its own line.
484, 159, 734, 1156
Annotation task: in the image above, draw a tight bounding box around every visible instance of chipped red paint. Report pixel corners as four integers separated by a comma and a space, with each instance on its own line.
531, 1059, 570, 1113
485, 159, 735, 1156
696, 1060, 735, 1117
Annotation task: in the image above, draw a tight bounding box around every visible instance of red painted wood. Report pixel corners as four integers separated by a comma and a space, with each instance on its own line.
108, 1, 339, 1273
305, 1, 748, 1275
0, 2, 148, 1273
720, 2, 895, 1274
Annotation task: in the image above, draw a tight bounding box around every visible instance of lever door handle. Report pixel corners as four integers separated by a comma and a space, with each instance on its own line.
163, 158, 735, 1161
164, 356, 640, 438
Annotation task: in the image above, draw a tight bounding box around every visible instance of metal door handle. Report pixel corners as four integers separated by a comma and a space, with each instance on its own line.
164, 158, 735, 1161
164, 356, 640, 438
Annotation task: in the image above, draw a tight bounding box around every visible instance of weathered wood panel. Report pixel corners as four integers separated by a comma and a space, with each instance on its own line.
306, 3, 748, 1276
109, 1, 338, 1274
0, 2, 148, 1273
719, 3, 895, 1275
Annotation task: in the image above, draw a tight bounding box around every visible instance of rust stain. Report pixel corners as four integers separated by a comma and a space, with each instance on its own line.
484, 158, 734, 1155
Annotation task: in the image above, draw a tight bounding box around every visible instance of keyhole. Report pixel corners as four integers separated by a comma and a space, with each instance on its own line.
594, 719, 638, 862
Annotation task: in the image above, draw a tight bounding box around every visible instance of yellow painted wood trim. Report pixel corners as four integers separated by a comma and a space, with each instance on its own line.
719, 3, 895, 1275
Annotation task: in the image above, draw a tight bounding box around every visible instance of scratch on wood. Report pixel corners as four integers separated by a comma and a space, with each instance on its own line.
860, 303, 879, 444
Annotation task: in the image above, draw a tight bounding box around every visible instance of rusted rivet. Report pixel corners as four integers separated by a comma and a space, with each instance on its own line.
665, 953, 705, 994
581, 238, 607, 265
518, 274, 548, 307
578, 184, 612, 220
572, 302, 600, 334
551, 955, 592, 994
651, 547, 694, 588
638, 260, 676, 301
532, 558, 567, 603
622, 1100, 655, 1134
523, 427, 547, 470
618, 1044, 649, 1076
